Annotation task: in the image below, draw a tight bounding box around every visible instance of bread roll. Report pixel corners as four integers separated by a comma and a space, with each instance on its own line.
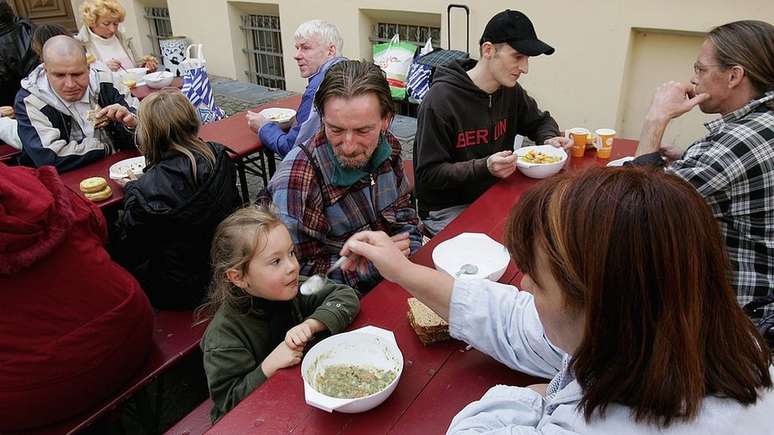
84, 185, 113, 202
79, 177, 108, 193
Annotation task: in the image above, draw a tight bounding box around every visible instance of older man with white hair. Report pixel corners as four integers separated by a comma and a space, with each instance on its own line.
247, 19, 345, 159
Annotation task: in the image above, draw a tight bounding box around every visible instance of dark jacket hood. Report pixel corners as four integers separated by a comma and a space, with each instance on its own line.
431, 59, 487, 96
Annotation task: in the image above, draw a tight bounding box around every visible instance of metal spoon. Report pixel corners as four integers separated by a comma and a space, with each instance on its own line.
454, 263, 479, 278
300, 256, 348, 295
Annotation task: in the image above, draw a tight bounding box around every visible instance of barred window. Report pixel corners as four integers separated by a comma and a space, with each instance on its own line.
372, 22, 440, 48
240, 14, 286, 90
144, 7, 172, 58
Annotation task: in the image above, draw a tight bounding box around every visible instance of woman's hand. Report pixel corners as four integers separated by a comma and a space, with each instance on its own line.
341, 231, 412, 282
106, 59, 122, 72
260, 341, 303, 378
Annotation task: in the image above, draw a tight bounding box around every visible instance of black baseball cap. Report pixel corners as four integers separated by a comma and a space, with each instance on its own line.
479, 10, 555, 56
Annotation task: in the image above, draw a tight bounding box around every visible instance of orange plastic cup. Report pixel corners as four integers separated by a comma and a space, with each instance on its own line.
594, 128, 616, 159
567, 128, 589, 157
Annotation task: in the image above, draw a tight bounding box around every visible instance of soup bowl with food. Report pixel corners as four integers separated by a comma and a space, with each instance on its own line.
258, 107, 296, 129
301, 326, 403, 413
515, 144, 568, 179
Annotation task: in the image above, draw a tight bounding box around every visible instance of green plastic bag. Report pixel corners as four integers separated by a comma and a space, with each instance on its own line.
373, 34, 417, 100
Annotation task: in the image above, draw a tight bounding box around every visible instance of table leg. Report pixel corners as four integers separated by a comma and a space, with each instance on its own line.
265, 149, 277, 177
236, 157, 250, 204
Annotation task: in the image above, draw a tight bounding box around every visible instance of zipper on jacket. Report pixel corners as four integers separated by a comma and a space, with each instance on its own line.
488, 94, 494, 143
367, 172, 378, 230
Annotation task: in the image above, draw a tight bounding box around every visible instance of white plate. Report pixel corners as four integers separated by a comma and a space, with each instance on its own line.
606, 156, 635, 167
109, 156, 146, 181
259, 107, 296, 124
432, 232, 511, 281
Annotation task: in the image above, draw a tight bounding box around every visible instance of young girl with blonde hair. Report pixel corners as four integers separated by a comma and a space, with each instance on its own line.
200, 204, 360, 422
114, 89, 240, 309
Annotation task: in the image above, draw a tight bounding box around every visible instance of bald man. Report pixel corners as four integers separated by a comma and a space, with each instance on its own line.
15, 35, 139, 172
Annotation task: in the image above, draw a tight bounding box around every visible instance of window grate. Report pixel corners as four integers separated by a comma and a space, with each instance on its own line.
144, 7, 173, 58
240, 15, 286, 90
371, 22, 441, 48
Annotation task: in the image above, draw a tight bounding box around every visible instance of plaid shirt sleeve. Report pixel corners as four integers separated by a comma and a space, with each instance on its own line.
667, 134, 737, 199
667, 94, 774, 319
269, 148, 331, 279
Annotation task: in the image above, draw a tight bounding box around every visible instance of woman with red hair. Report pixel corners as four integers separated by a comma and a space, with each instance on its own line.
342, 167, 773, 434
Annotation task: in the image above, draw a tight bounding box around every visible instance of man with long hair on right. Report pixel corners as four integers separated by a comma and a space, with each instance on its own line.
633, 20, 774, 327
341, 167, 773, 433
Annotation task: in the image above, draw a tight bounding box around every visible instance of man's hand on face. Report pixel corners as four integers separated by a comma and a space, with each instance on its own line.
486, 150, 518, 179
246, 110, 271, 133
95, 104, 137, 129
646, 81, 710, 122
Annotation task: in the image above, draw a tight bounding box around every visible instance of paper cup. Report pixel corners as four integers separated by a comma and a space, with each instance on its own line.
594, 128, 616, 159
566, 127, 589, 158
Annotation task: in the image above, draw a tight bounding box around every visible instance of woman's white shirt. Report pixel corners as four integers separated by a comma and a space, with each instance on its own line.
446, 278, 774, 434
87, 27, 133, 69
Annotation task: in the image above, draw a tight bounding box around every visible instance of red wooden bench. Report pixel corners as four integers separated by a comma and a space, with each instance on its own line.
164, 399, 213, 435
19, 310, 209, 435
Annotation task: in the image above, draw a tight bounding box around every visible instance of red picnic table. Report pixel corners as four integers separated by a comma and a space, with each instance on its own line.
58, 94, 302, 208
206, 139, 639, 434
0, 142, 20, 163
200, 94, 302, 202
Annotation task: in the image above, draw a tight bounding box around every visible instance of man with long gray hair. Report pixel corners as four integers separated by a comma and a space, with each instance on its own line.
247, 19, 345, 159
266, 60, 421, 294
633, 20, 774, 322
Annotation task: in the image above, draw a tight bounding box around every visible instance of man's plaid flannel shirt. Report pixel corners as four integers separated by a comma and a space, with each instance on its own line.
668, 91, 774, 319
268, 131, 421, 293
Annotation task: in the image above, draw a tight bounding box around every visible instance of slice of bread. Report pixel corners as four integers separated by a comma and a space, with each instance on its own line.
407, 298, 450, 345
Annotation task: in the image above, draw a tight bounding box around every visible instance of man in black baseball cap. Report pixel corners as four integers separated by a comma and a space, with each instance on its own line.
480, 9, 555, 56
413, 9, 570, 235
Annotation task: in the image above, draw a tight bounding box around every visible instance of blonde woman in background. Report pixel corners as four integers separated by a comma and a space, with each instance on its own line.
75, 0, 157, 72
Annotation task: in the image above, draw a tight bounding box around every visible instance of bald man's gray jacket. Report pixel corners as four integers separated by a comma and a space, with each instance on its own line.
14, 64, 139, 172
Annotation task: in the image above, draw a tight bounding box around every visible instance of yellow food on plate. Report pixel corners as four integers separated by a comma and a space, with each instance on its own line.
79, 176, 108, 193
85, 53, 96, 64
122, 79, 137, 88
519, 150, 562, 164
84, 185, 113, 202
